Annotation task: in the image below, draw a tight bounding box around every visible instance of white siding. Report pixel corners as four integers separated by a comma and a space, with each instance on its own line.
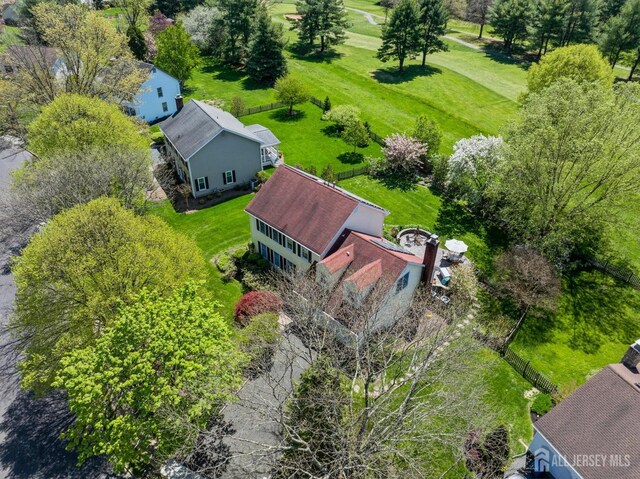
320, 203, 386, 257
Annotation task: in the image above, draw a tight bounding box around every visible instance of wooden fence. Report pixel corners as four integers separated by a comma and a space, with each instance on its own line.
584, 256, 640, 290
335, 165, 369, 181
502, 347, 558, 394
238, 102, 285, 117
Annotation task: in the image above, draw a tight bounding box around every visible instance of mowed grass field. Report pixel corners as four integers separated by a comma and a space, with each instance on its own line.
183, 0, 526, 155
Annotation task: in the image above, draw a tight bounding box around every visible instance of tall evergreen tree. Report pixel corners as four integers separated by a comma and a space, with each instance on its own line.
377, 0, 422, 72
419, 0, 448, 66
127, 25, 148, 60
246, 6, 288, 84
295, 0, 351, 52
599, 0, 640, 67
490, 0, 533, 51
218, 0, 260, 64
528, 0, 567, 56
559, 0, 598, 45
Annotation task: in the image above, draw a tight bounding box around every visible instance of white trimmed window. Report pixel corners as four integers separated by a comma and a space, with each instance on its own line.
196, 176, 208, 192
223, 170, 236, 185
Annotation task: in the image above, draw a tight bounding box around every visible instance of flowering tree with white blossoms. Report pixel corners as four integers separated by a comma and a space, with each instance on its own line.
447, 134, 504, 208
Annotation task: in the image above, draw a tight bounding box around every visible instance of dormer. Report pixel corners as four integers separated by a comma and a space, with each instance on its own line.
317, 244, 355, 289
342, 259, 382, 306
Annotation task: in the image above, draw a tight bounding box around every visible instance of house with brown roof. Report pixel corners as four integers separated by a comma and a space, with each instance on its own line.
528, 339, 640, 479
245, 165, 436, 336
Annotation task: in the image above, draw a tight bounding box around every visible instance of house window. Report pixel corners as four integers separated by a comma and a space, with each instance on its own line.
195, 176, 209, 192
162, 102, 168, 112
223, 170, 236, 185
395, 272, 410, 294
157, 87, 164, 98
286, 238, 295, 252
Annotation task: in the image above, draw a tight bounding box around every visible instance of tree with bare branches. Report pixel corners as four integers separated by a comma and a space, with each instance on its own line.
494, 245, 561, 348
210, 272, 499, 478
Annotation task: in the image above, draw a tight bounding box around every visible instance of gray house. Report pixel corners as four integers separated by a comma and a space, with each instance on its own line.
160, 99, 280, 198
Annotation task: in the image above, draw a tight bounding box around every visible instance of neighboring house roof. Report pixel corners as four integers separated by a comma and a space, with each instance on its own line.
246, 166, 386, 254
160, 100, 270, 161
534, 363, 640, 479
2, 45, 58, 69
245, 124, 280, 147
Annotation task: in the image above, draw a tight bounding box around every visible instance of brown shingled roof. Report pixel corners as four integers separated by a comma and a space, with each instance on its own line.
344, 259, 382, 290
319, 244, 354, 273
245, 166, 359, 254
534, 364, 640, 479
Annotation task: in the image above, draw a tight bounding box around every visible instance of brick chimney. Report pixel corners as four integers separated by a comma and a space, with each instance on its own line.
622, 339, 640, 371
422, 233, 439, 284
175, 94, 184, 112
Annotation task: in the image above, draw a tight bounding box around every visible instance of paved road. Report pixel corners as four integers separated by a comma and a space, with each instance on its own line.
0, 145, 117, 479
345, 7, 382, 25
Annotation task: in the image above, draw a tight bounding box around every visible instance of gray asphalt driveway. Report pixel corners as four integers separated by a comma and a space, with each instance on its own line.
0, 144, 118, 479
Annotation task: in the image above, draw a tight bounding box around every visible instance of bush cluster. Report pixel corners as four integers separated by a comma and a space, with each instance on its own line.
234, 290, 283, 325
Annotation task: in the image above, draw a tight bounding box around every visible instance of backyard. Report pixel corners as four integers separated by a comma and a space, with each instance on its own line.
147, 0, 640, 470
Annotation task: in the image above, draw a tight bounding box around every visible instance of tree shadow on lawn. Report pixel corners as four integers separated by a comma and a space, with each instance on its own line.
0, 390, 119, 478
321, 124, 342, 138
516, 269, 640, 354
377, 172, 418, 191
198, 58, 268, 92
337, 152, 365, 165
287, 43, 344, 63
479, 43, 531, 71
372, 64, 442, 84
268, 108, 307, 123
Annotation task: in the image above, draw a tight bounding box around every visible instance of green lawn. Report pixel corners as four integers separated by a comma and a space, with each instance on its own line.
512, 270, 640, 389
182, 2, 525, 156
0, 26, 24, 53
339, 176, 507, 272
148, 196, 254, 318
240, 102, 382, 173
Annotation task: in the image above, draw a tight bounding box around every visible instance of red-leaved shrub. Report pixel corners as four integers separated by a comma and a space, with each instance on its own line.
234, 291, 282, 325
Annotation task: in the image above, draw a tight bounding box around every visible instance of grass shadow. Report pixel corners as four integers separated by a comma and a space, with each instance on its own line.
337, 152, 365, 165
372, 64, 442, 84
378, 172, 418, 191
287, 43, 344, 63
268, 108, 307, 122
198, 57, 268, 91
321, 124, 342, 138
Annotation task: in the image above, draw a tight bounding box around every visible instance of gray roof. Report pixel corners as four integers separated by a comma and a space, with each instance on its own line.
534, 363, 640, 479
245, 124, 280, 147
160, 100, 262, 160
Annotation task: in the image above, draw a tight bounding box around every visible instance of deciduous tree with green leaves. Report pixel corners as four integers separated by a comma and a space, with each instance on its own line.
341, 120, 370, 152
526, 44, 613, 94
55, 284, 244, 475
27, 94, 148, 158
11, 197, 207, 394
246, 6, 288, 84
377, 0, 422, 72
494, 79, 640, 262
412, 114, 442, 159
155, 22, 201, 87
275, 75, 309, 115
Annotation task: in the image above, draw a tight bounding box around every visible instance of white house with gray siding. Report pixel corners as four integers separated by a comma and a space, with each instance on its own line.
160, 100, 280, 198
